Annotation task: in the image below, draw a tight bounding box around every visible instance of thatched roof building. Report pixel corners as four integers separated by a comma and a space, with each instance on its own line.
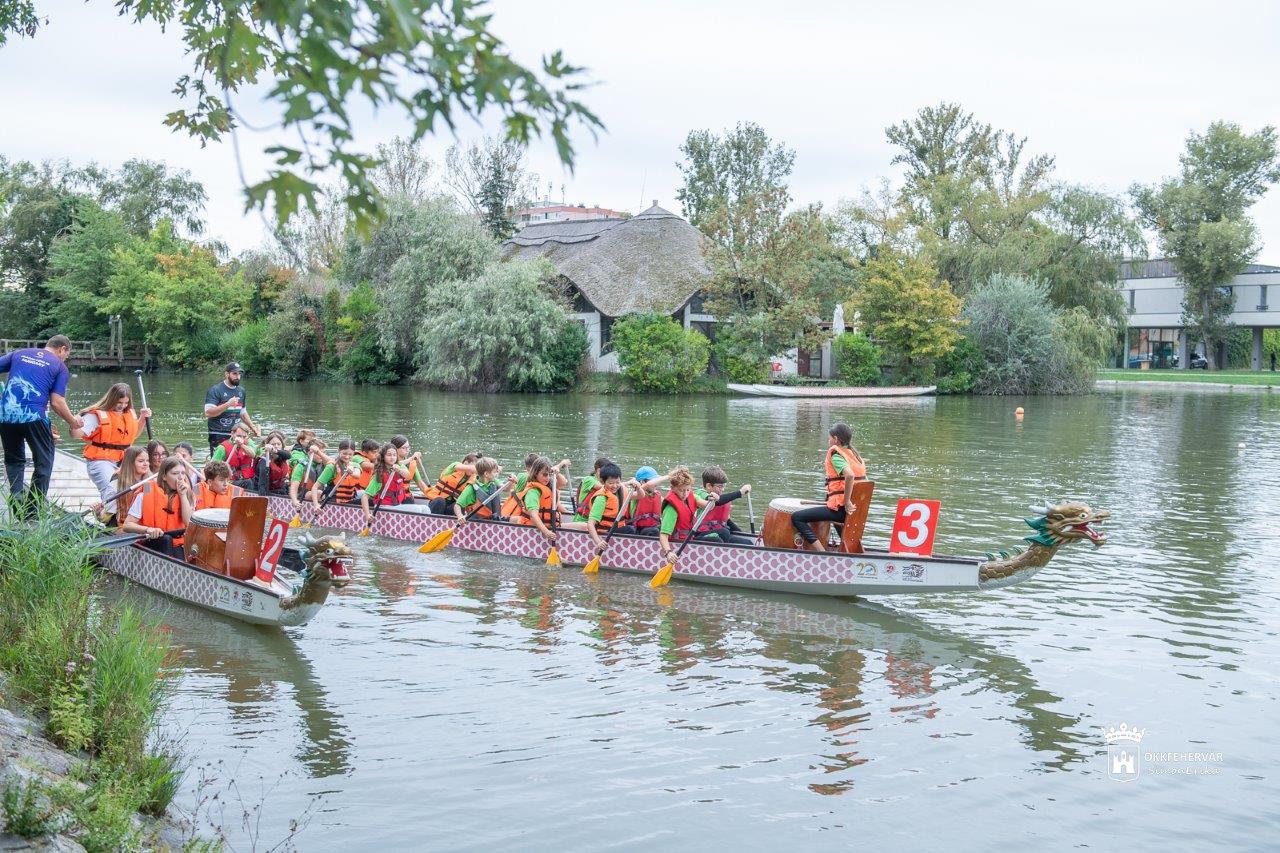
503, 202, 711, 318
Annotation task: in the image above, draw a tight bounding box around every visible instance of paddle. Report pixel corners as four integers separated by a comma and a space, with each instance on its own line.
133, 369, 153, 442
90, 526, 186, 551
545, 473, 562, 567
288, 450, 316, 528
746, 489, 758, 536
302, 473, 342, 529
417, 478, 513, 553
359, 469, 401, 537
649, 500, 716, 589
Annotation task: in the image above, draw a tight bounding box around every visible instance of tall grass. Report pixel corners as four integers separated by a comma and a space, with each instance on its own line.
0, 515, 187, 846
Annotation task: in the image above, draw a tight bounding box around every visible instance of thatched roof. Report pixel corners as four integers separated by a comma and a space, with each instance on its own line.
503, 203, 712, 318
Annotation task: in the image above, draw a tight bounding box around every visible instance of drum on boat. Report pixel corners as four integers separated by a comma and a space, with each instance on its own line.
762, 498, 830, 550
185, 508, 229, 573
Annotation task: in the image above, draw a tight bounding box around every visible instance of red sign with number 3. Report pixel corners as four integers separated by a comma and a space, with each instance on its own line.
889, 499, 941, 557
255, 518, 289, 583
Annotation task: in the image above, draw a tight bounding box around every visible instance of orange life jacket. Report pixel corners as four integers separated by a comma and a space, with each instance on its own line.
580, 485, 621, 534
426, 464, 472, 501
824, 445, 867, 510
195, 481, 245, 511
334, 463, 365, 504
663, 490, 698, 539
631, 491, 663, 530
513, 481, 557, 527
137, 483, 185, 545
464, 480, 502, 519
82, 409, 139, 463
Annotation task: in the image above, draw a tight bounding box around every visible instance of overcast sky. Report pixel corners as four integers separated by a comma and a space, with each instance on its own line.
3, 0, 1279, 259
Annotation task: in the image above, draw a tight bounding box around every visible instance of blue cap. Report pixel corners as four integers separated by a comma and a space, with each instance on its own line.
635, 466, 659, 482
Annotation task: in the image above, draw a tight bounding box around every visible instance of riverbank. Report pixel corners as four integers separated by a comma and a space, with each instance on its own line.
1097, 368, 1278, 391
0, 519, 196, 851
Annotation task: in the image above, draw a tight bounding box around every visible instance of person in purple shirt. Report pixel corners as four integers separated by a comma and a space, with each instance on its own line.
0, 335, 82, 518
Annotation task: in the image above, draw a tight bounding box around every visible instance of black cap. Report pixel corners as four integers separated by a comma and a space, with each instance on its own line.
225, 362, 244, 373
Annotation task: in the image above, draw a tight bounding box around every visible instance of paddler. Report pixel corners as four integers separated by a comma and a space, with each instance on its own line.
657, 467, 710, 564
575, 456, 613, 507
74, 382, 151, 502
694, 466, 754, 545
791, 422, 867, 551
288, 440, 332, 514
452, 457, 510, 521
306, 440, 362, 513
390, 435, 431, 502
120, 457, 192, 557
210, 424, 261, 490
424, 453, 480, 514
257, 431, 292, 494
563, 462, 628, 552
510, 456, 559, 543
359, 443, 411, 528
613, 466, 673, 536
89, 445, 150, 526
194, 459, 247, 510
501, 454, 570, 517
172, 441, 204, 492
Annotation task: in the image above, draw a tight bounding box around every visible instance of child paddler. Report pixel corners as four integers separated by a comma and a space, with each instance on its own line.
452, 457, 510, 521
195, 459, 247, 511
501, 455, 571, 517
575, 456, 613, 507
510, 456, 559, 543
657, 467, 710, 564
424, 453, 480, 514
287, 443, 333, 515
563, 462, 628, 552
121, 457, 193, 558
210, 424, 262, 490
74, 381, 151, 502
614, 466, 675, 536
360, 443, 412, 528
390, 435, 431, 502
790, 422, 867, 551
304, 440, 362, 512
693, 466, 754, 545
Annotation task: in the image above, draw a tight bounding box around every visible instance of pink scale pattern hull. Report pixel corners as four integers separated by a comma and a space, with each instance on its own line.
277, 499, 984, 597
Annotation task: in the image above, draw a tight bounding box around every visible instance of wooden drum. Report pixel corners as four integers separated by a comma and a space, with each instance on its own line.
185, 508, 230, 573
761, 498, 829, 550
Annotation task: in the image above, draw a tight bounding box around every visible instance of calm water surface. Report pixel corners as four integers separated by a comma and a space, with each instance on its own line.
74, 374, 1279, 850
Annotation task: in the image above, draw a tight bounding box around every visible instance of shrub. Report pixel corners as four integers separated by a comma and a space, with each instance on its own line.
962, 274, 1098, 394
612, 312, 711, 393
219, 318, 271, 375
832, 332, 882, 386
3, 778, 65, 838
414, 258, 586, 391
935, 336, 977, 394
711, 322, 770, 383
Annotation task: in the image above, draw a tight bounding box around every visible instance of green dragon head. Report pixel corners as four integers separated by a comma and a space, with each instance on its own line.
298, 531, 354, 587
1024, 500, 1109, 549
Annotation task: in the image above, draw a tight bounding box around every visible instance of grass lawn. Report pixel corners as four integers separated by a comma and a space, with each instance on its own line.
1098, 369, 1279, 386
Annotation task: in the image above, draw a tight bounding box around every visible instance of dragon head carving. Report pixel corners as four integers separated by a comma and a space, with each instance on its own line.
1024, 500, 1109, 548
978, 499, 1109, 589
298, 531, 354, 588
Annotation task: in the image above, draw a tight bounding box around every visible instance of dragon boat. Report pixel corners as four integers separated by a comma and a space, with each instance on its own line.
35, 451, 353, 627
275, 481, 1108, 597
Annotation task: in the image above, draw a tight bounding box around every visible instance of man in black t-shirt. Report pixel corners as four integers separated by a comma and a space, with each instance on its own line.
204, 362, 260, 452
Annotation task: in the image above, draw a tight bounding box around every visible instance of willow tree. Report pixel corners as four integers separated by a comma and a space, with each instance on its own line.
1133, 122, 1280, 369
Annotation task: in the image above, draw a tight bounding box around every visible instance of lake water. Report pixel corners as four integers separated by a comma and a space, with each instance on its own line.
70, 373, 1279, 850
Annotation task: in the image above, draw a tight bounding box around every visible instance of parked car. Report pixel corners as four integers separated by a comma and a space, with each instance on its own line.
1189, 353, 1209, 369
1127, 355, 1152, 368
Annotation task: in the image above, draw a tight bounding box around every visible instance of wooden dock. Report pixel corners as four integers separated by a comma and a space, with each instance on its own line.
1, 339, 150, 371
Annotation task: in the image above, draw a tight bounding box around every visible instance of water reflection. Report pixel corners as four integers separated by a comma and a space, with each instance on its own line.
108, 582, 352, 779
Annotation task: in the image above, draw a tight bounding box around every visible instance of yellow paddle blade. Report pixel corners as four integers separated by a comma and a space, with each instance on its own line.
649, 562, 674, 588
582, 554, 600, 574
302, 521, 311, 529
288, 515, 301, 528
358, 528, 371, 537
546, 547, 562, 567
418, 527, 455, 554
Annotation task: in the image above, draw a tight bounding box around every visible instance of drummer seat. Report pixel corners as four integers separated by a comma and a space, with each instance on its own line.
831, 480, 875, 554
